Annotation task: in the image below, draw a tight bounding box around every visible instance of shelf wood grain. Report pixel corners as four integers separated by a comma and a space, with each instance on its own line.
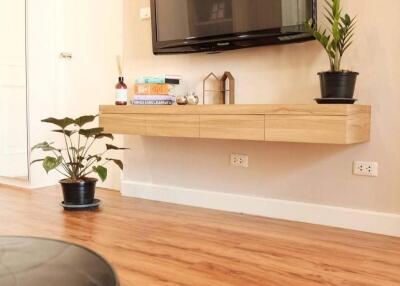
200, 115, 265, 141
100, 104, 370, 116
100, 114, 147, 135
99, 104, 371, 144
146, 115, 199, 138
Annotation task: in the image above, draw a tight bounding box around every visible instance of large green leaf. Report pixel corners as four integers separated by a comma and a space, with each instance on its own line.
31, 142, 59, 152
106, 144, 128, 151
93, 166, 107, 182
42, 156, 62, 173
106, 158, 123, 170
74, 115, 97, 127
42, 117, 74, 129
95, 133, 114, 140
79, 128, 104, 138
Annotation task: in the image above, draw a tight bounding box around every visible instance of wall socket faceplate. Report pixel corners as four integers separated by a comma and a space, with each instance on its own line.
230, 154, 249, 168
353, 161, 378, 177
140, 7, 151, 20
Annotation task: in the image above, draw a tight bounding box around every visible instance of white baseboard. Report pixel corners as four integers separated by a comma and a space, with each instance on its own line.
122, 180, 400, 237
0, 179, 56, 190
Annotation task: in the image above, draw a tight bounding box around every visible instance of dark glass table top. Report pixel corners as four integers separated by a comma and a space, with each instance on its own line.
0, 236, 119, 286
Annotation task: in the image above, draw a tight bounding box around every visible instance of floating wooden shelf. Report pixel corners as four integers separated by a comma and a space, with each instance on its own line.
99, 104, 371, 144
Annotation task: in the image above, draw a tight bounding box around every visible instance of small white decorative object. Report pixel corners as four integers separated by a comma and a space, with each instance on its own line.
176, 95, 188, 105
187, 93, 199, 105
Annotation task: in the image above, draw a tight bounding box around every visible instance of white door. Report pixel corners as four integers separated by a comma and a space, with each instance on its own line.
56, 0, 123, 117
55, 0, 123, 188
0, 0, 28, 178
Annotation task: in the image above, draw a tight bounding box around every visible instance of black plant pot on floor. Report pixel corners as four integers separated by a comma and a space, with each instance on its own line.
318, 71, 359, 99
60, 178, 97, 206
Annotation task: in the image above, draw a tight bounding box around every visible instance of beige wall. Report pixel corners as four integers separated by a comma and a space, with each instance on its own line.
123, 0, 400, 214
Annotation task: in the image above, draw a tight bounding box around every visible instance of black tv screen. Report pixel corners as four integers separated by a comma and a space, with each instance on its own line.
151, 0, 316, 54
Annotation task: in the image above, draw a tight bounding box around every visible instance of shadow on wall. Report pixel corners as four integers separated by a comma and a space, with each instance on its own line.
124, 136, 352, 196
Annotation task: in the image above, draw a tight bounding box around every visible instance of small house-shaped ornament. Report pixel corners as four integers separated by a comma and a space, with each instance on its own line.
202, 71, 235, 105
203, 72, 223, 105
220, 71, 235, 104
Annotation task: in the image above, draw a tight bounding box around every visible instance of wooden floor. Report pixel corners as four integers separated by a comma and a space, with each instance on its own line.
0, 185, 400, 286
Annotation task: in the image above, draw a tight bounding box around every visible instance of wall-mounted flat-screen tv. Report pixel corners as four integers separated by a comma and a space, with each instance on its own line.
151, 0, 316, 54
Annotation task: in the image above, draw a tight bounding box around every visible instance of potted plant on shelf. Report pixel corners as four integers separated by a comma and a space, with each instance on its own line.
306, 0, 358, 103
31, 115, 126, 210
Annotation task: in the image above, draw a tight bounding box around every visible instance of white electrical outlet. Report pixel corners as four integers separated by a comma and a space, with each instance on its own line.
230, 154, 249, 168
140, 7, 151, 20
353, 161, 378, 177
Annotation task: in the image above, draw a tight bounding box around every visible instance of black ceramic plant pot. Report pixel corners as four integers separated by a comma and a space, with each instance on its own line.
318, 71, 359, 99
60, 178, 97, 206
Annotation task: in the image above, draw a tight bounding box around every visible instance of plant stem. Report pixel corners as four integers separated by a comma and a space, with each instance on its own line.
55, 168, 69, 178
329, 57, 335, 72
334, 50, 341, 71
77, 132, 82, 174
62, 130, 75, 180
82, 137, 96, 159
78, 149, 109, 178
68, 135, 79, 176
78, 158, 97, 178
82, 160, 110, 178
52, 150, 73, 177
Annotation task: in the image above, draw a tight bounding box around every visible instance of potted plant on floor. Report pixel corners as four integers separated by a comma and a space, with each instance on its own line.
31, 115, 126, 210
306, 0, 358, 103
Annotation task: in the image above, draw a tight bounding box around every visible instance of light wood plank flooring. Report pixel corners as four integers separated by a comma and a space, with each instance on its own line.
0, 185, 399, 286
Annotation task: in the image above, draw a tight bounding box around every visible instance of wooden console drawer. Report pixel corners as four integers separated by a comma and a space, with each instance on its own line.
200, 115, 265, 141
265, 115, 367, 144
99, 105, 371, 144
100, 114, 147, 135
145, 115, 200, 138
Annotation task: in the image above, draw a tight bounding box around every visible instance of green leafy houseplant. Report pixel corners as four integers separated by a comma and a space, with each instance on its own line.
305, 0, 356, 72
306, 0, 359, 100
31, 115, 126, 207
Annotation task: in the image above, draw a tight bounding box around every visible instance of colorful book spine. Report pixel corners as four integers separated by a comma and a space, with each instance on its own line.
135, 77, 165, 84
135, 75, 182, 85
133, 95, 174, 101
165, 75, 181, 85
134, 84, 170, 95
131, 100, 173, 105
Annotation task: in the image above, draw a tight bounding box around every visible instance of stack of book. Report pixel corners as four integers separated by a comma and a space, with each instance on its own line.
132, 75, 182, 105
